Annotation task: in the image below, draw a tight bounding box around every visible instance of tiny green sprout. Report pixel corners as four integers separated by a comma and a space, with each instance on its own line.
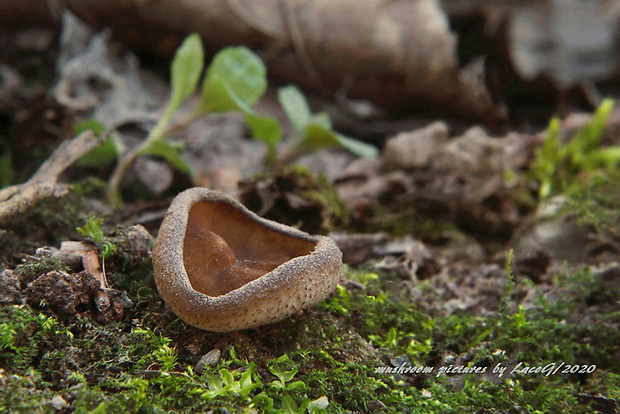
280, 394, 329, 414
316, 284, 350, 315
0, 323, 18, 353
252, 392, 275, 411
497, 249, 515, 317
101, 241, 116, 260
104, 33, 280, 203
511, 305, 528, 330
77, 217, 117, 260
268, 355, 307, 393
359, 272, 379, 286
89, 402, 107, 414
202, 363, 258, 401
277, 85, 378, 164
153, 343, 177, 372
76, 217, 105, 244
202, 369, 231, 400
78, 33, 377, 202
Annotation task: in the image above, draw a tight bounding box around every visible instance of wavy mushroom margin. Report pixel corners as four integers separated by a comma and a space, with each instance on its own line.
152, 187, 343, 332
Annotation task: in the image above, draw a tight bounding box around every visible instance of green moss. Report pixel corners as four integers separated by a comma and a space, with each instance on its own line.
2, 230, 618, 413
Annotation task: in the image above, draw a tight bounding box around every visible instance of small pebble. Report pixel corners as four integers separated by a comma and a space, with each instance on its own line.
195, 348, 221, 374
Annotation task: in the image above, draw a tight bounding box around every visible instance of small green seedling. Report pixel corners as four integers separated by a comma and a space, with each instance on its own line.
76, 216, 116, 259
78, 33, 377, 203
316, 284, 350, 315
264, 355, 328, 413
268, 355, 306, 392
133, 327, 178, 372
282, 394, 329, 414
88, 33, 281, 203
201, 363, 259, 401
529, 98, 618, 199
276, 85, 378, 164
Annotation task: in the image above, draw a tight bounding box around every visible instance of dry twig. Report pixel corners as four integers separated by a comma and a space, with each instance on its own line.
0, 131, 101, 224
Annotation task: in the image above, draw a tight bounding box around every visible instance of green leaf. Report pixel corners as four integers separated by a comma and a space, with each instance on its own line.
252, 392, 274, 411
136, 139, 193, 175
285, 380, 307, 391
149, 33, 204, 141
199, 47, 267, 112
200, 76, 283, 157
301, 122, 338, 149
75, 119, 124, 167
170, 33, 204, 110
334, 133, 379, 159
276, 99, 378, 160
199, 75, 240, 112
281, 394, 299, 413
89, 402, 108, 414
590, 146, 620, 169
245, 111, 282, 160
269, 355, 299, 385
205, 375, 225, 398
278, 85, 312, 131
75, 119, 107, 135
78, 135, 123, 168
102, 242, 116, 259
301, 122, 378, 159
239, 363, 258, 396
311, 112, 332, 129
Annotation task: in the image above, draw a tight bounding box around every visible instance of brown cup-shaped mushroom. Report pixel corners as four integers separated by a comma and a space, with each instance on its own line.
152, 188, 342, 332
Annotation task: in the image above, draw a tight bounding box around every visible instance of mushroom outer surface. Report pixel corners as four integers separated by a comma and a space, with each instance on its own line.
152, 187, 343, 332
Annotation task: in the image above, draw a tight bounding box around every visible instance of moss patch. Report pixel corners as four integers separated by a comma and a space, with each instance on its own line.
1, 254, 618, 413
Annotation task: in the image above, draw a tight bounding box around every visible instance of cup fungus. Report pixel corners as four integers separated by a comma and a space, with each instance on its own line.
152, 188, 342, 332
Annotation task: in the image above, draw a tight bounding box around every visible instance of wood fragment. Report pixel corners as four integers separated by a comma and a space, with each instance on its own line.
0, 131, 101, 224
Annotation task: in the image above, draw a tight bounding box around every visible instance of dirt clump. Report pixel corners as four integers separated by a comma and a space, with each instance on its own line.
26, 270, 100, 319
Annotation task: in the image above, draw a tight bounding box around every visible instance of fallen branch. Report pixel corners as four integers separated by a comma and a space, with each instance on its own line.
0, 131, 101, 224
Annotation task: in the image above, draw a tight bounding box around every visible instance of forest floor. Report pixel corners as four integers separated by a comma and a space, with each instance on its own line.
1, 7, 620, 414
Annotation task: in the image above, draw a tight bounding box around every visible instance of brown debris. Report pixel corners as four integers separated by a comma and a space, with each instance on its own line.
237, 169, 345, 234
383, 122, 449, 170
335, 124, 536, 236
329, 232, 388, 266
19, 239, 136, 324
26, 270, 100, 317
0, 269, 23, 305
512, 248, 551, 284
375, 237, 441, 281
334, 158, 411, 222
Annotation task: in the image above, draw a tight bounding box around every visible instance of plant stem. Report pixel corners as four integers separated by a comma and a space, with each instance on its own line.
158, 109, 204, 141
107, 146, 141, 204
275, 138, 304, 165
106, 107, 209, 203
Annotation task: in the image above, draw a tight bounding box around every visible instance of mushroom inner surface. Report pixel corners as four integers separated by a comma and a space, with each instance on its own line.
183, 201, 316, 296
